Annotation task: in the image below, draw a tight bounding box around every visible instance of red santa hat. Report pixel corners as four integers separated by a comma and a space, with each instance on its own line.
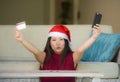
48, 24, 71, 44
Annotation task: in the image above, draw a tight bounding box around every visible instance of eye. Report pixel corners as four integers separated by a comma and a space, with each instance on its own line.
51, 37, 57, 41
60, 38, 64, 41
51, 38, 56, 41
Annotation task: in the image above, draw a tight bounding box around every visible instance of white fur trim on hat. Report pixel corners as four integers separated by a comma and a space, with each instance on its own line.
48, 32, 68, 40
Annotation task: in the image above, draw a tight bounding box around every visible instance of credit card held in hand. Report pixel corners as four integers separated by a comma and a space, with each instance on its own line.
16, 21, 26, 30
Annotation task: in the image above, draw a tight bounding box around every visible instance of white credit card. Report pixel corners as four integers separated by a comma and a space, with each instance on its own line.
16, 21, 26, 30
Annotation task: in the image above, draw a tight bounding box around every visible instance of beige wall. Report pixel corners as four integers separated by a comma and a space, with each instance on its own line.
78, 0, 120, 33
0, 0, 120, 33
0, 0, 50, 25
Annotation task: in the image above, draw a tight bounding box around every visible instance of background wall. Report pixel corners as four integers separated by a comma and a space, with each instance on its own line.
78, 0, 120, 33
55, 0, 73, 24
0, 0, 120, 33
0, 0, 50, 25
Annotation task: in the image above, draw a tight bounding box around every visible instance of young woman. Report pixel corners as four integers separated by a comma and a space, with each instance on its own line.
15, 24, 101, 82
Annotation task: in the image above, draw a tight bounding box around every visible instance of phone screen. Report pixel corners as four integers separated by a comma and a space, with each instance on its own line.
92, 12, 102, 28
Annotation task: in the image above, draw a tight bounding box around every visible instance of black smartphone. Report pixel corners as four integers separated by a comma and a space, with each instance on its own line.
92, 12, 102, 28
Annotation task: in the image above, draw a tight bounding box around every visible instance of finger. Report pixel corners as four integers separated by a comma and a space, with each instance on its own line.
95, 24, 100, 27
93, 25, 101, 30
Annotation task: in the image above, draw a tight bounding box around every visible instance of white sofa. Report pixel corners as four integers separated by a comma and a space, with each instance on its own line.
0, 25, 119, 81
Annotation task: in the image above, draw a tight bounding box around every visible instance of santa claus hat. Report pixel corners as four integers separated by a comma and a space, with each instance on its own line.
48, 24, 71, 44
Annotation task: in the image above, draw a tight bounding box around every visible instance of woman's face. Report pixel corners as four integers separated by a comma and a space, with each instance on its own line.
50, 36, 65, 54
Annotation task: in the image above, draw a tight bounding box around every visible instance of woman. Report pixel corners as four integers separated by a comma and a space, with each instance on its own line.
15, 24, 101, 82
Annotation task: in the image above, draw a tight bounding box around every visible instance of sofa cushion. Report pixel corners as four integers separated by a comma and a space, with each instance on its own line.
81, 32, 120, 62
0, 25, 112, 61
77, 62, 119, 78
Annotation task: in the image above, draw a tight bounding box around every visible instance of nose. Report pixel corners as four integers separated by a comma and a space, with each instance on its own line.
56, 40, 61, 46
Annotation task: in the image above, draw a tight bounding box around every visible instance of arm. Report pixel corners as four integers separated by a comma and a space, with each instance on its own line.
15, 29, 45, 63
73, 24, 101, 64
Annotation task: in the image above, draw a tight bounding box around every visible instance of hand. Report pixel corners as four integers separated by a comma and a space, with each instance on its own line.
15, 28, 24, 42
92, 24, 101, 39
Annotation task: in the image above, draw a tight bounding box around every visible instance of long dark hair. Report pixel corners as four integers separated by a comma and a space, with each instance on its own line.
43, 37, 73, 64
